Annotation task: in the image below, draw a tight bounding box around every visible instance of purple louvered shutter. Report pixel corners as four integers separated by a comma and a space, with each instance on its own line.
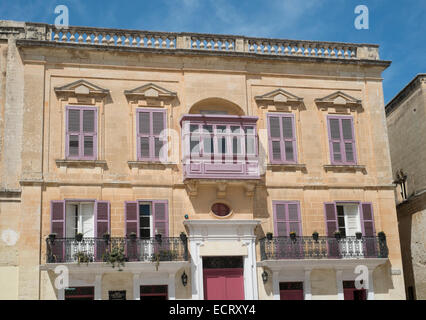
152, 111, 166, 160
153, 201, 168, 237
341, 118, 356, 163
328, 117, 343, 164
67, 108, 80, 158
82, 109, 97, 159
95, 201, 110, 237
274, 203, 287, 236
125, 201, 139, 261
361, 202, 377, 257
268, 115, 282, 163
324, 202, 339, 258
282, 115, 297, 163
125, 201, 139, 237
51, 200, 65, 262
324, 202, 338, 235
95, 201, 110, 261
138, 111, 151, 160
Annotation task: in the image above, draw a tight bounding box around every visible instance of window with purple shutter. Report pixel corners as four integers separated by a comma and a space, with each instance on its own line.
125, 202, 139, 237
137, 108, 166, 161
153, 201, 169, 237
273, 201, 302, 236
327, 115, 357, 165
66, 106, 97, 160
267, 113, 297, 164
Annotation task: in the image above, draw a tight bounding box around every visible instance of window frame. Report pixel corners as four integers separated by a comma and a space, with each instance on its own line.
267, 113, 298, 164
65, 106, 98, 160
136, 108, 167, 162
327, 115, 357, 165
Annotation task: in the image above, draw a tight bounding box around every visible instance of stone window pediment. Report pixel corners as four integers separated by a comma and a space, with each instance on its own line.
124, 83, 177, 106
315, 91, 362, 112
54, 80, 109, 98
255, 88, 304, 109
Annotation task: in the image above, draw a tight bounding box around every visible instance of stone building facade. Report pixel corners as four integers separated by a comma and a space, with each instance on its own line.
0, 20, 405, 300
386, 74, 426, 300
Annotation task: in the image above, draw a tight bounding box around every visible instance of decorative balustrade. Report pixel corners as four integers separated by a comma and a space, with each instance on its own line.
259, 236, 388, 260
45, 236, 189, 264
0, 22, 381, 60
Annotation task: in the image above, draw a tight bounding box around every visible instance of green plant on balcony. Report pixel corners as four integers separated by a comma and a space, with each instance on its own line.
152, 250, 178, 271
75, 233, 84, 242
105, 246, 125, 271
74, 251, 90, 265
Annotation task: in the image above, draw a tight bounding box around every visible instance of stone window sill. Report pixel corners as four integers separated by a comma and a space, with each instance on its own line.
55, 159, 108, 168
323, 164, 366, 173
128, 161, 178, 169
267, 163, 307, 172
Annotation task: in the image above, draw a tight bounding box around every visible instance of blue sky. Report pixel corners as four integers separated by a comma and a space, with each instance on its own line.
1, 0, 425, 103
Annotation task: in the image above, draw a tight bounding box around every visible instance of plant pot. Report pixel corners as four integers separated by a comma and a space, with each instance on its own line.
155, 234, 162, 242
378, 231, 386, 241
129, 233, 137, 241
290, 233, 297, 240
334, 233, 341, 240
180, 232, 187, 242
103, 233, 111, 242
266, 233, 273, 241
75, 233, 83, 242
355, 232, 362, 240
312, 232, 319, 241
48, 233, 56, 242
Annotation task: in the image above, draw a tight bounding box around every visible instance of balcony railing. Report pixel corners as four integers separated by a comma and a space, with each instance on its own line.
259, 236, 388, 260
45, 236, 189, 264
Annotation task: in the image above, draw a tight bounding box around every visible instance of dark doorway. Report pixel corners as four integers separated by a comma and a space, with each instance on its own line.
140, 285, 168, 300
65, 286, 94, 300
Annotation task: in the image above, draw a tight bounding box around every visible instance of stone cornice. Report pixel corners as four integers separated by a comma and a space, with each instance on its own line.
385, 74, 426, 116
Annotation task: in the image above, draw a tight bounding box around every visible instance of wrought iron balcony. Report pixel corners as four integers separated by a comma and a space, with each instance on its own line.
45, 236, 189, 264
259, 235, 388, 260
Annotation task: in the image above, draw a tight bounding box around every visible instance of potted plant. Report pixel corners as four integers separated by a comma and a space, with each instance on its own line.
103, 233, 110, 242
74, 251, 90, 265
334, 230, 342, 240
355, 232, 363, 240
105, 245, 125, 271
312, 231, 319, 241
289, 231, 297, 240
155, 234, 162, 242
266, 232, 273, 240
180, 232, 187, 242
129, 232, 137, 241
48, 233, 57, 242
75, 233, 83, 242
378, 231, 386, 241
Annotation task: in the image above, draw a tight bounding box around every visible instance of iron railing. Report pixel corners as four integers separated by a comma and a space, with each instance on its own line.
45, 236, 189, 264
259, 235, 388, 260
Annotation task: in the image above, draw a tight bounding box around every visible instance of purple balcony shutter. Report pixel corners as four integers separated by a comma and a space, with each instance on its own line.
273, 203, 287, 237
360, 202, 376, 257
95, 201, 110, 261
51, 200, 65, 262
138, 111, 151, 160
67, 108, 80, 158
360, 203, 375, 236
324, 202, 338, 236
153, 200, 168, 237
125, 201, 139, 237
95, 201, 110, 237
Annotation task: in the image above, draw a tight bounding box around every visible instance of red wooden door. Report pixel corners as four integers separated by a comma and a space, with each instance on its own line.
203, 268, 244, 300
280, 289, 304, 300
